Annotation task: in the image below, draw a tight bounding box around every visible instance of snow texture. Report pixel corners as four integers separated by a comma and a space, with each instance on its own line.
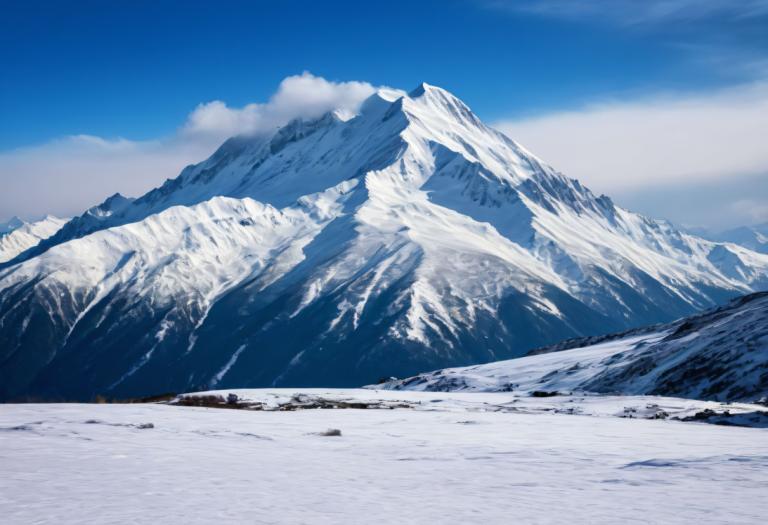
1, 392, 767, 524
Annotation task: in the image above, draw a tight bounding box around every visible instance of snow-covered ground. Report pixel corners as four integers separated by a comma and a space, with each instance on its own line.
2, 389, 768, 524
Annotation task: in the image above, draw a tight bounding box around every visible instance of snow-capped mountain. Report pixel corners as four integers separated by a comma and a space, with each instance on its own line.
706, 223, 768, 254
0, 216, 25, 235
375, 292, 768, 402
0, 215, 68, 264
1, 83, 768, 401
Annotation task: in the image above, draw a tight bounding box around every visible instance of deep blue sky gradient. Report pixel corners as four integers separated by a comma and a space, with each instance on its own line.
1, 0, 762, 149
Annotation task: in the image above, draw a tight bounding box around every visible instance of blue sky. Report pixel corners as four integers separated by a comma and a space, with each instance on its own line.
1, 0, 767, 228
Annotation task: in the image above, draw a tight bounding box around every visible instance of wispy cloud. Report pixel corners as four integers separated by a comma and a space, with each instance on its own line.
484, 0, 768, 80
729, 198, 768, 225
496, 81, 768, 227
182, 73, 375, 140
487, 0, 768, 26
0, 73, 377, 221
610, 172, 768, 230
496, 81, 768, 191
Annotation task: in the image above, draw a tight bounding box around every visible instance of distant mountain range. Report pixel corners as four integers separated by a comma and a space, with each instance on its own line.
703, 223, 768, 254
1, 83, 767, 401
0, 215, 68, 264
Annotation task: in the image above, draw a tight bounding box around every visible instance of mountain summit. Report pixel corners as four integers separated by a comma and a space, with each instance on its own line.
0, 215, 68, 264
1, 84, 767, 400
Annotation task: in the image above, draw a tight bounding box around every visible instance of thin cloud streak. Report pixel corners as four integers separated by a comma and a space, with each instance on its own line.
486, 0, 768, 26
497, 81, 768, 191
483, 0, 768, 80
496, 81, 768, 228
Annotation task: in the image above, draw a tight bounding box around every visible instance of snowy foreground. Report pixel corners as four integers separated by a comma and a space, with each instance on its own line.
2, 389, 768, 524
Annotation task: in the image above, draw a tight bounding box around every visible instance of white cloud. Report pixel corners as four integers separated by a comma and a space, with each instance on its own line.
0, 135, 203, 221
729, 198, 768, 225
182, 72, 375, 139
488, 0, 768, 25
496, 81, 768, 194
0, 73, 376, 221
611, 171, 768, 230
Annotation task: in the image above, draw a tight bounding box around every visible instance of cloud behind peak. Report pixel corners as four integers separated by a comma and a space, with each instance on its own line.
0, 73, 377, 221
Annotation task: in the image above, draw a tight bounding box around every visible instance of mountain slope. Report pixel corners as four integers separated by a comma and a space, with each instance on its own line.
709, 223, 768, 254
376, 292, 768, 402
0, 216, 25, 235
1, 83, 767, 400
0, 215, 68, 263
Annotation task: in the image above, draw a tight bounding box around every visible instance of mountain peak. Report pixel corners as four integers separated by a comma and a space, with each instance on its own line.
2, 81, 768, 400
0, 215, 67, 264
359, 88, 405, 116
85, 192, 134, 219
0, 216, 25, 234
407, 82, 462, 103
408, 82, 433, 97
408, 82, 455, 99
402, 82, 483, 132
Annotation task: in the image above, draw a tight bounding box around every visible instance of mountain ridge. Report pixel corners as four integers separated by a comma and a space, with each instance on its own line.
1, 83, 767, 400
709, 223, 768, 254
0, 215, 68, 264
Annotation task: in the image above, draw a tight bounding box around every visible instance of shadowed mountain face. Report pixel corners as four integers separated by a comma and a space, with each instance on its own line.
1, 84, 767, 401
